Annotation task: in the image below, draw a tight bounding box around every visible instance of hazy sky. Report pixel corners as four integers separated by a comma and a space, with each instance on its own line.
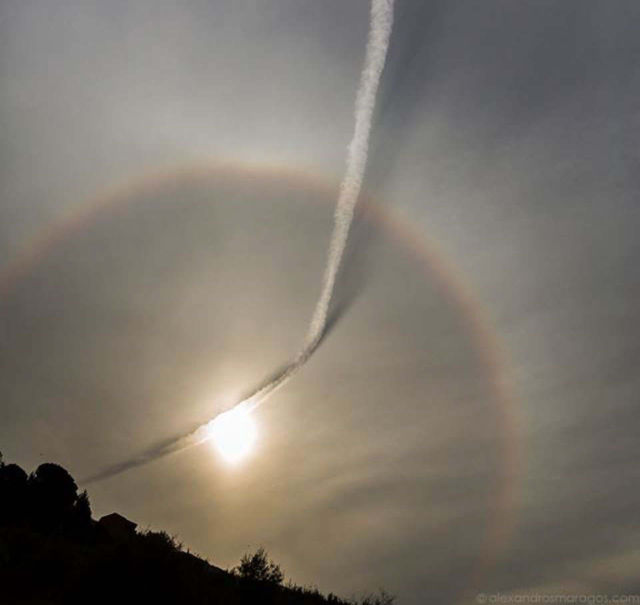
1, 1, 639, 603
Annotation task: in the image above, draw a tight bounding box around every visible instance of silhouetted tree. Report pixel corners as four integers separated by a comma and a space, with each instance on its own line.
234, 547, 284, 585
28, 462, 81, 533
359, 590, 395, 605
70, 489, 93, 535
0, 461, 29, 526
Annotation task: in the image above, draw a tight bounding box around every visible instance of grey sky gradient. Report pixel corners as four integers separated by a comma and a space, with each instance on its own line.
1, 1, 640, 603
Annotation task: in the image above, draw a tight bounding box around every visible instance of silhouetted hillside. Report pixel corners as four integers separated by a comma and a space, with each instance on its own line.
0, 452, 393, 605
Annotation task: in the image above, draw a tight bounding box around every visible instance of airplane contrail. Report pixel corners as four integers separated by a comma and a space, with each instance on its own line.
82, 0, 394, 484
241, 0, 395, 413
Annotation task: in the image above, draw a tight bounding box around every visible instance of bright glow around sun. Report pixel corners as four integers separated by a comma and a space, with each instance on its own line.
206, 407, 257, 464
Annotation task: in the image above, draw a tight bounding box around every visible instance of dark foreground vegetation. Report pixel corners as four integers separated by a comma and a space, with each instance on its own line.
0, 452, 393, 605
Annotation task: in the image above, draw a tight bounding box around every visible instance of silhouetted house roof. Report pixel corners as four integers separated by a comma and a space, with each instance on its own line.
98, 512, 137, 540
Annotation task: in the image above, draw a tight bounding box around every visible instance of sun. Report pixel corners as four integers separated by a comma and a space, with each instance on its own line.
205, 407, 258, 464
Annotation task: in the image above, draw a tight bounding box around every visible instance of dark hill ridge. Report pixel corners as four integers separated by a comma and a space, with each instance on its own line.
0, 452, 393, 605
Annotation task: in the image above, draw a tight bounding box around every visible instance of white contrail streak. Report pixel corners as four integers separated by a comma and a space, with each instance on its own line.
305, 0, 394, 350
239, 0, 395, 412
82, 0, 394, 484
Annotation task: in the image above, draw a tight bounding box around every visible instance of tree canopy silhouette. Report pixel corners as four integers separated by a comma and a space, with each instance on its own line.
0, 459, 29, 526
234, 546, 284, 585
29, 462, 91, 533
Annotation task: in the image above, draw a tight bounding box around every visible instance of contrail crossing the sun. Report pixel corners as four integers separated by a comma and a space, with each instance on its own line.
82, 0, 394, 484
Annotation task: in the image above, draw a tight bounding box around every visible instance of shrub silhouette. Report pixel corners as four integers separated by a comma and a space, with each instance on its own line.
234, 546, 284, 584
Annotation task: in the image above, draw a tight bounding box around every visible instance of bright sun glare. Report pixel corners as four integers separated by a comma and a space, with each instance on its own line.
206, 407, 257, 464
